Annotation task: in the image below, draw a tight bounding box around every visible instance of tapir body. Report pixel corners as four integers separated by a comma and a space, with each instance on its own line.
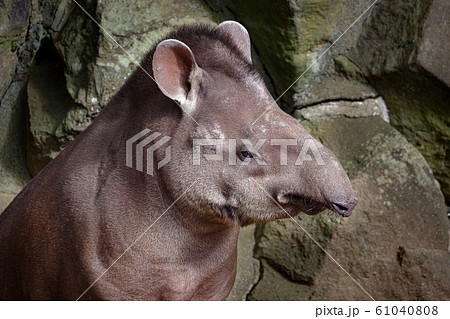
0, 22, 357, 300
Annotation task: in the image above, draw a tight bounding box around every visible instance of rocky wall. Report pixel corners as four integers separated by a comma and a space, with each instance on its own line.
0, 0, 448, 300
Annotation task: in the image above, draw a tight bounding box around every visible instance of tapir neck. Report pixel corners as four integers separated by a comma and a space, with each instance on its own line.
170, 202, 241, 236
86, 73, 240, 299
97, 72, 236, 235
103, 70, 182, 137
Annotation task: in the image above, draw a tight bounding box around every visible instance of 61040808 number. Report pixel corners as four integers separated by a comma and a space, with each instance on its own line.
376, 306, 438, 316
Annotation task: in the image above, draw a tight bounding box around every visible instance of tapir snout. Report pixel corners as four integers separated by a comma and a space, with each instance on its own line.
312, 145, 359, 217
297, 144, 359, 217
244, 103, 359, 221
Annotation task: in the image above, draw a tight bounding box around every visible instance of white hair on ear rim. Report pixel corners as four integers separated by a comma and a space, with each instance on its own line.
215, 21, 252, 64
152, 39, 202, 115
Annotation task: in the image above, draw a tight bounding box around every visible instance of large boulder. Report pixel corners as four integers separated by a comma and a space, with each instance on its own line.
0, 0, 36, 211
417, 0, 450, 87
394, 248, 450, 300
255, 211, 339, 286
349, 0, 450, 204
227, 225, 260, 301
26, 44, 91, 176
248, 116, 449, 300
0, 0, 75, 211
310, 116, 449, 300
248, 260, 311, 301
204, 0, 378, 111
57, 0, 216, 111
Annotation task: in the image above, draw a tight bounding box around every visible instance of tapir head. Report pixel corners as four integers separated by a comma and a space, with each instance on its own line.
151, 21, 358, 226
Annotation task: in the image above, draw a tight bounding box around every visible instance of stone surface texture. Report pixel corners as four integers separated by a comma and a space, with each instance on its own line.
0, 0, 449, 301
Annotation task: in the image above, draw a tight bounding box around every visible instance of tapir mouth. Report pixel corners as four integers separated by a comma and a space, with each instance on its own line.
283, 194, 327, 216
283, 194, 356, 217
331, 203, 352, 217
329, 198, 358, 217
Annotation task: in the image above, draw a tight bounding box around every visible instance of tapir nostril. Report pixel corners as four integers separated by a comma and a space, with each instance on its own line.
331, 197, 358, 217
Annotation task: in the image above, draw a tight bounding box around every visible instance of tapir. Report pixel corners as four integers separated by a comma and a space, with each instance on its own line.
0, 21, 358, 300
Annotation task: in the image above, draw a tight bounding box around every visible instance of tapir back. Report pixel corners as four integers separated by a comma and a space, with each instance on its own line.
0, 119, 106, 299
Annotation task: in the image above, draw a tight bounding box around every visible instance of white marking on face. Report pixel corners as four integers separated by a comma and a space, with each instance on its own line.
211, 124, 225, 139
191, 124, 224, 140
244, 75, 272, 107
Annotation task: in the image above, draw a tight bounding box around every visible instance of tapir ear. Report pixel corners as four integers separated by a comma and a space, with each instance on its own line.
215, 21, 252, 64
152, 39, 201, 113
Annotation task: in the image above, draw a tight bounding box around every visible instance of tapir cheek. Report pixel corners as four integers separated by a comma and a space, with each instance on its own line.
244, 162, 268, 176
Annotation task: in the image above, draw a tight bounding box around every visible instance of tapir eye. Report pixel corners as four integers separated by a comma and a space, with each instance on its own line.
238, 150, 254, 161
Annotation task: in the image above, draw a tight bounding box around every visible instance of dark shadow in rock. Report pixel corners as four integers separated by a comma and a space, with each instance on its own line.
27, 37, 91, 176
